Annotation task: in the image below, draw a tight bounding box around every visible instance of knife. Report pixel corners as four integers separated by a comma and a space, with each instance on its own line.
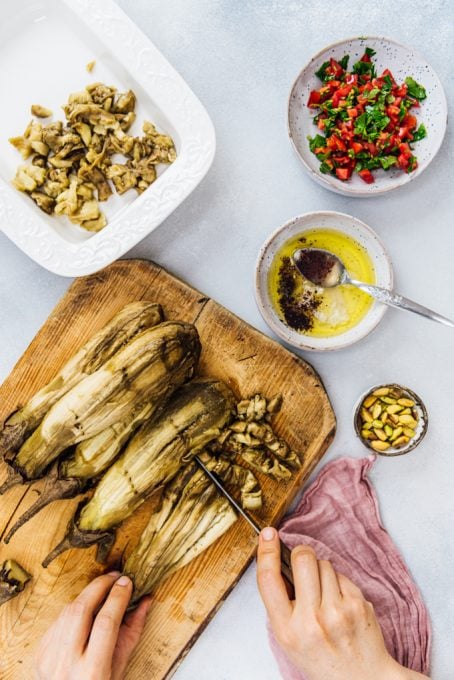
194, 454, 294, 591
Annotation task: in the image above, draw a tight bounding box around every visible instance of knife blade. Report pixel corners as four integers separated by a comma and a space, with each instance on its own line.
194, 454, 294, 590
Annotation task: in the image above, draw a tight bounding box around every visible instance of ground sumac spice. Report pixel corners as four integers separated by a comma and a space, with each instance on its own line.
276, 256, 321, 331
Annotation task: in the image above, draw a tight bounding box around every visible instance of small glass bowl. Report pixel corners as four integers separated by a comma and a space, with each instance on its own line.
354, 383, 428, 456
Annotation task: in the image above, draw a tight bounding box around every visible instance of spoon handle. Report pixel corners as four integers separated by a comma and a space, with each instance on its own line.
348, 280, 454, 328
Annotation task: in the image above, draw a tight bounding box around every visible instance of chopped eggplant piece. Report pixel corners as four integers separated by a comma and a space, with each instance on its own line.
197, 450, 262, 511
30, 191, 55, 214
0, 560, 31, 605
207, 394, 301, 479
31, 104, 53, 118
9, 83, 177, 231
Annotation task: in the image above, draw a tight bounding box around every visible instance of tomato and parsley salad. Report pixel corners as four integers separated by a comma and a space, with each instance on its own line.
307, 48, 427, 184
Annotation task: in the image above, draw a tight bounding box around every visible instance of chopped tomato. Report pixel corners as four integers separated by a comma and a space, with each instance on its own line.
335, 167, 352, 180
397, 154, 409, 170
358, 169, 374, 183
329, 57, 344, 78
320, 81, 341, 96
365, 142, 378, 156
327, 135, 347, 151
403, 114, 418, 130
351, 141, 363, 154
387, 105, 400, 119
333, 154, 352, 166
398, 142, 411, 155
308, 90, 321, 107
398, 126, 413, 140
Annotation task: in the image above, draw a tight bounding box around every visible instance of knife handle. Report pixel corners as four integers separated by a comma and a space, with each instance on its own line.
279, 539, 295, 596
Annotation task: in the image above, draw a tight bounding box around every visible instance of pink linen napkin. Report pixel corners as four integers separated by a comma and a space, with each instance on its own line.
269, 456, 431, 678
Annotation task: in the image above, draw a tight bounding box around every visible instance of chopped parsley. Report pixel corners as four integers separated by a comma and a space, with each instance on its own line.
405, 77, 427, 101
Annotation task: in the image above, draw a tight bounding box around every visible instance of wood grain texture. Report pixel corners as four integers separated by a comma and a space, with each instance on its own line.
0, 259, 336, 680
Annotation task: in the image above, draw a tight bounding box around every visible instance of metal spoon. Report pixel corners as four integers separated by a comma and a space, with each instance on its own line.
292, 248, 454, 328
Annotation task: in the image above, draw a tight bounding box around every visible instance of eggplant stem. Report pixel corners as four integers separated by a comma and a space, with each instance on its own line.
0, 466, 25, 495
41, 535, 76, 568
4, 467, 84, 544
0, 420, 27, 461
42, 502, 115, 568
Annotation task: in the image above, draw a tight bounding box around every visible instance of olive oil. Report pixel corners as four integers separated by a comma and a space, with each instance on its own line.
268, 229, 375, 338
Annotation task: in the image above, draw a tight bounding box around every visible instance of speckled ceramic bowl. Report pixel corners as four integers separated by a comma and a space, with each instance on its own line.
354, 383, 428, 456
288, 36, 447, 196
255, 211, 393, 351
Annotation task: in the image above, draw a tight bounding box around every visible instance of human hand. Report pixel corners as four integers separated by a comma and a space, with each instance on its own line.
257, 528, 428, 680
35, 572, 150, 680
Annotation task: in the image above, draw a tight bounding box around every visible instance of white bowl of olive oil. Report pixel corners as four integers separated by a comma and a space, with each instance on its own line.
255, 211, 393, 351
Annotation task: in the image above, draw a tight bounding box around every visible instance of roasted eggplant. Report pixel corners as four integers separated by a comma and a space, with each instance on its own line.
4, 401, 156, 543
43, 379, 235, 566
0, 302, 163, 461
8, 321, 200, 485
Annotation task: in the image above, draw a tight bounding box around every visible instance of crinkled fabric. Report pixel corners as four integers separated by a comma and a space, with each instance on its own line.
269, 456, 431, 679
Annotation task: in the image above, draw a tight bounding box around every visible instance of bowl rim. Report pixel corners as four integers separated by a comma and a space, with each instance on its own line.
287, 35, 448, 197
353, 382, 429, 456
254, 210, 393, 352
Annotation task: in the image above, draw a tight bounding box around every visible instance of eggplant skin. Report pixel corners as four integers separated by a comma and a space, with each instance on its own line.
78, 379, 236, 532
13, 321, 200, 481
0, 301, 164, 459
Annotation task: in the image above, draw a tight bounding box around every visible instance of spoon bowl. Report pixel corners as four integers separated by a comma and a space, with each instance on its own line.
292, 248, 345, 288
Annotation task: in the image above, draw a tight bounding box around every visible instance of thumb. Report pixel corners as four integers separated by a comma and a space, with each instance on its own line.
112, 596, 151, 680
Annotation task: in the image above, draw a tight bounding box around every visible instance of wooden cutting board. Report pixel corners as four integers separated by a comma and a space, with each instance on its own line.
0, 259, 335, 679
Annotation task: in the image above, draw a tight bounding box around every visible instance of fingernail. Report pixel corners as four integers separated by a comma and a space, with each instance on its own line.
106, 570, 121, 577
116, 575, 131, 587
261, 527, 276, 541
